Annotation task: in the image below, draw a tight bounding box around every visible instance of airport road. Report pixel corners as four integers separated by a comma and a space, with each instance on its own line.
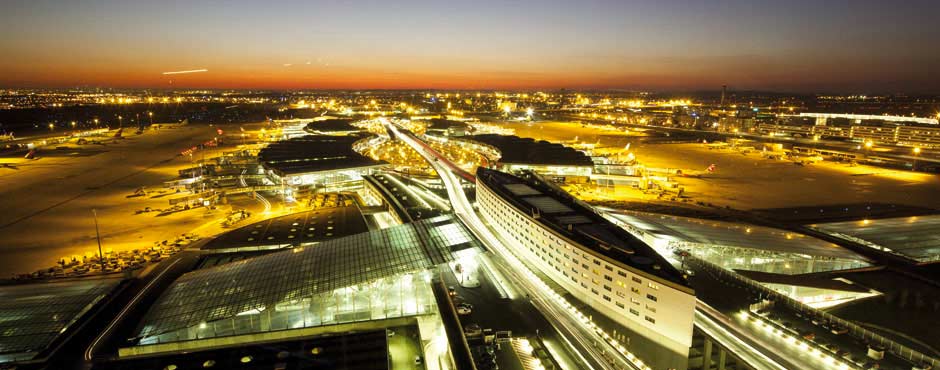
385, 117, 648, 370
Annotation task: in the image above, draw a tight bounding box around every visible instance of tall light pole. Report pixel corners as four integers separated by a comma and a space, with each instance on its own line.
92, 209, 104, 271
913, 147, 921, 171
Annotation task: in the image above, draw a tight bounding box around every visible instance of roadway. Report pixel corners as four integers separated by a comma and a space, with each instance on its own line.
384, 117, 842, 370
383, 117, 649, 370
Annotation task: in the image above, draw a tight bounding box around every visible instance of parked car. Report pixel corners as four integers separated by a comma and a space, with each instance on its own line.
465, 324, 482, 336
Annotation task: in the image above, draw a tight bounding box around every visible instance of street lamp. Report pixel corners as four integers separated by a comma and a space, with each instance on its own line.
148, 111, 154, 126
93, 118, 99, 127
92, 209, 105, 271
48, 123, 55, 131
913, 147, 921, 171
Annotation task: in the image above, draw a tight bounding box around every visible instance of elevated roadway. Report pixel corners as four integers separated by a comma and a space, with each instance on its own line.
384, 117, 651, 370
383, 117, 858, 370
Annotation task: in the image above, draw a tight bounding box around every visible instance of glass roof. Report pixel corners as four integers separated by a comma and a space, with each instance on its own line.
610, 210, 866, 260
813, 215, 940, 262
0, 278, 119, 362
136, 215, 480, 340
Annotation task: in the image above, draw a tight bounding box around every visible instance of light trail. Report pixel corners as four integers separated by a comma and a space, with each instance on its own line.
85, 259, 182, 361
161, 69, 208, 75
382, 117, 645, 370
694, 302, 791, 370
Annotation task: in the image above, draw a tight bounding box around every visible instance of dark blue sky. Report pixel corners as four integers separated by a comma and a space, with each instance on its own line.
1, 0, 938, 92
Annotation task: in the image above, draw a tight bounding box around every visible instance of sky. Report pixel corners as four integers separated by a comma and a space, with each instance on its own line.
1, 0, 938, 93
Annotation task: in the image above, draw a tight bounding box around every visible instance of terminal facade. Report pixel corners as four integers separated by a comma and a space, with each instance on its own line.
476, 168, 696, 368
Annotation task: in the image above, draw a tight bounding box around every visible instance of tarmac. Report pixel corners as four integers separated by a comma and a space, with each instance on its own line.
0, 123, 262, 276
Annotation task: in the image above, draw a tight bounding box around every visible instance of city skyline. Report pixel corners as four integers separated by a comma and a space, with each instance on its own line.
2, 0, 939, 93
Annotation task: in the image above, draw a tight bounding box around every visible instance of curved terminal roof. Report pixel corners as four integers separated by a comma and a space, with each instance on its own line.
611, 210, 868, 261
0, 279, 119, 363
468, 134, 594, 167
203, 205, 367, 252
606, 210, 872, 275
258, 135, 385, 176
304, 118, 363, 134
813, 215, 940, 262
136, 215, 480, 342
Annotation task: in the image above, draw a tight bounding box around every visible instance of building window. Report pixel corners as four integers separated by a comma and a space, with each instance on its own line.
603, 295, 611, 302
645, 316, 656, 324
593, 259, 601, 266
647, 305, 657, 313
603, 285, 612, 291
631, 287, 640, 294
617, 271, 627, 277
616, 302, 625, 309
632, 276, 642, 284
591, 288, 599, 295
648, 282, 660, 290
630, 308, 639, 316
604, 265, 613, 271
647, 294, 657, 302
604, 275, 613, 282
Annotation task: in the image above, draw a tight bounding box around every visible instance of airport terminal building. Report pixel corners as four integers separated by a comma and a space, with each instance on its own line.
258, 135, 386, 191
475, 168, 696, 367
120, 215, 481, 358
